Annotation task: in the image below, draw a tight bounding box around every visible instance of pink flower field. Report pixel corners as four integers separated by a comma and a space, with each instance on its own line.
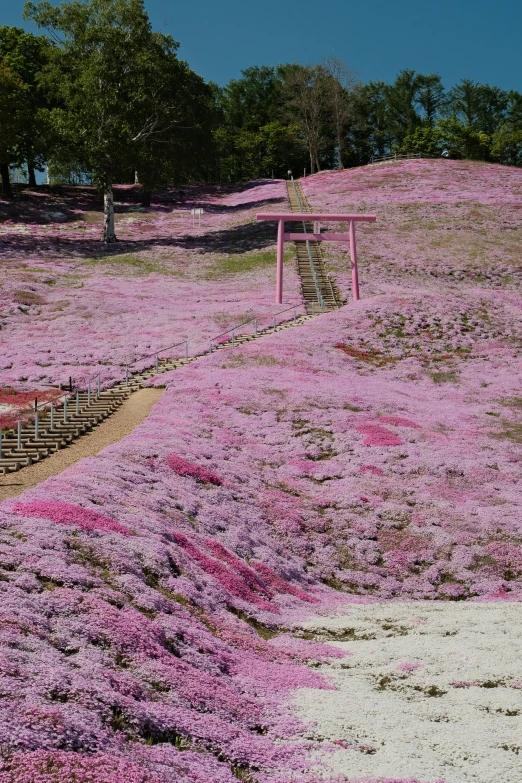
0, 179, 301, 422
1, 159, 522, 781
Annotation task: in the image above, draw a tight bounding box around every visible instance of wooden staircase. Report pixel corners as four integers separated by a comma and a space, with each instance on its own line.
286, 180, 343, 314
0, 313, 313, 476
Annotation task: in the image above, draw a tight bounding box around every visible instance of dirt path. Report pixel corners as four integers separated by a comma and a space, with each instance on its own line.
0, 388, 164, 502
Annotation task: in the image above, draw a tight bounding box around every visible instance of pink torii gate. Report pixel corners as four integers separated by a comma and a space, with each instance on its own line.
256, 211, 376, 305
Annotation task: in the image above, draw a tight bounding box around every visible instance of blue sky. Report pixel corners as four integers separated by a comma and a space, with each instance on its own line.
3, 0, 521, 91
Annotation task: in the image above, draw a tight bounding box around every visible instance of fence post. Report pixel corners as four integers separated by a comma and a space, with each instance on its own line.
50, 405, 54, 431
126, 367, 129, 387
232, 329, 235, 346
17, 420, 22, 449
209, 343, 213, 353
155, 354, 159, 373
185, 341, 188, 359
294, 308, 296, 322
254, 319, 257, 336
76, 390, 79, 415
97, 375, 101, 398
35, 411, 39, 440
63, 397, 68, 424
0, 430, 2, 458
312, 301, 315, 315
88, 383, 91, 406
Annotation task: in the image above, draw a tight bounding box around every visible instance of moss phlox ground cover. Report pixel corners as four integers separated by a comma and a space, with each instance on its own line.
1, 160, 522, 781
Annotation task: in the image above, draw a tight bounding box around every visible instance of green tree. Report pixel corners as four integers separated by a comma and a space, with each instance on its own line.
447, 79, 508, 136
215, 66, 305, 180
133, 58, 213, 205
384, 70, 423, 147
490, 90, 522, 166
25, 0, 206, 242
436, 116, 491, 160
0, 62, 30, 197
0, 26, 53, 185
219, 65, 282, 131
415, 74, 445, 127
281, 63, 331, 174
347, 81, 392, 162
323, 56, 359, 169
400, 126, 444, 156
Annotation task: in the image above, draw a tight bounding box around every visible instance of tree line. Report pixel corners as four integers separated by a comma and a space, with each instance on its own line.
214, 64, 522, 179
1, 0, 522, 242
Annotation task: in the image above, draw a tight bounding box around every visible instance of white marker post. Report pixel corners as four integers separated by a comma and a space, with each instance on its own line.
191, 208, 204, 228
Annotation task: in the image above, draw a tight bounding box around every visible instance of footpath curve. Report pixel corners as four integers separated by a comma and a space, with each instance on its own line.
0, 311, 315, 481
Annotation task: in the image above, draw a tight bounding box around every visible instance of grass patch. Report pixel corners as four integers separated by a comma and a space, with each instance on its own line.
222, 353, 280, 369
84, 254, 181, 276
13, 289, 44, 306
335, 343, 396, 367
207, 248, 293, 277
496, 420, 522, 444
227, 605, 282, 639
430, 370, 459, 384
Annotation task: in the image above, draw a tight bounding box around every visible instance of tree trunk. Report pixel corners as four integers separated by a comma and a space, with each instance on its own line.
309, 151, 315, 175
337, 135, 344, 170
103, 184, 117, 243
1, 164, 13, 198
28, 165, 37, 186
141, 190, 151, 208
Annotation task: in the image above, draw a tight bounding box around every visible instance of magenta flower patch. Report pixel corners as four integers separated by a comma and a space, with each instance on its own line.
167, 454, 222, 485
11, 500, 130, 535
360, 465, 384, 476
173, 532, 276, 611
356, 424, 404, 447
0, 750, 162, 783
251, 561, 319, 604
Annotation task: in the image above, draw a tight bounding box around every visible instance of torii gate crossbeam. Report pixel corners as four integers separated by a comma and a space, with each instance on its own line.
256, 212, 376, 305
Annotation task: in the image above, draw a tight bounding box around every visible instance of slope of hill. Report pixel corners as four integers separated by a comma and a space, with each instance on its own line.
302, 158, 522, 300
1, 160, 522, 782
0, 180, 300, 423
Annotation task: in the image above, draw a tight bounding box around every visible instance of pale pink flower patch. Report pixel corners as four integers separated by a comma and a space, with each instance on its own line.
397, 662, 421, 673
379, 415, 420, 429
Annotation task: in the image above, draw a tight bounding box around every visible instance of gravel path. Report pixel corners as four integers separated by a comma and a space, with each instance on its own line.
293, 602, 522, 783
0, 388, 164, 501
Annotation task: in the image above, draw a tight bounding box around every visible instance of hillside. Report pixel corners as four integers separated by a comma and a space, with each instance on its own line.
0, 180, 300, 422
1, 160, 522, 782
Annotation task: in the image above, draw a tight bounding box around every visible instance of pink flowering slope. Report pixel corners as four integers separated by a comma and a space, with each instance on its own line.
2, 161, 522, 780
0, 180, 301, 401
301, 158, 522, 301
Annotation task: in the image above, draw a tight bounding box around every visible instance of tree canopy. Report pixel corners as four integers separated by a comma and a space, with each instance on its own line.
1, 2, 522, 240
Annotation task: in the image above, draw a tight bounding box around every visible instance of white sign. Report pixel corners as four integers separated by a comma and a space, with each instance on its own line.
190, 208, 204, 227
313, 221, 321, 234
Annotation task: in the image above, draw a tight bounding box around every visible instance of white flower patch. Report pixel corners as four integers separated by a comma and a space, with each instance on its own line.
293, 602, 522, 782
